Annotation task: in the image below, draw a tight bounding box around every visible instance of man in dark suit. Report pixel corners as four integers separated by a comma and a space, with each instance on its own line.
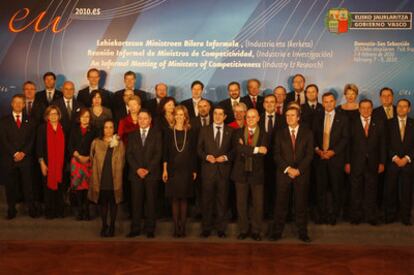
113, 88, 136, 127
384, 99, 414, 226
197, 106, 234, 238
33, 72, 63, 124
52, 81, 83, 137
372, 87, 396, 210
231, 109, 268, 241
76, 68, 112, 109
270, 106, 314, 242
301, 84, 323, 129
126, 110, 163, 238
372, 87, 396, 123
181, 80, 213, 118
273, 85, 287, 118
346, 99, 386, 225
190, 99, 212, 219
259, 94, 281, 219
241, 78, 264, 114
313, 92, 349, 225
22, 81, 37, 119
286, 73, 306, 105
145, 82, 168, 118
113, 71, 148, 124
0, 95, 36, 219
218, 81, 241, 124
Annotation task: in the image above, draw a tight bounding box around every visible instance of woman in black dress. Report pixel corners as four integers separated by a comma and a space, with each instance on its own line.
68, 108, 96, 220
162, 105, 196, 237
337, 83, 360, 221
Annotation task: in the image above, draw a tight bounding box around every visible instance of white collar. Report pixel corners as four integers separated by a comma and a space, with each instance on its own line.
289, 125, 299, 132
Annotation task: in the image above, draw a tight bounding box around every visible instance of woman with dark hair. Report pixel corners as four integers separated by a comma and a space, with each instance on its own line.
37, 105, 66, 219
154, 96, 176, 132
90, 90, 112, 131
68, 108, 96, 220
89, 119, 125, 237
162, 105, 197, 237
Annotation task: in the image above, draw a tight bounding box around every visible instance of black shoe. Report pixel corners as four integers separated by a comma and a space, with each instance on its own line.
126, 231, 140, 238
251, 233, 262, 241
146, 232, 155, 239
269, 233, 282, 241
350, 219, 361, 225
107, 224, 115, 237
329, 216, 337, 226
384, 216, 395, 224
100, 225, 108, 237
217, 231, 226, 238
402, 220, 412, 226
299, 233, 311, 243
368, 220, 379, 226
6, 209, 17, 220
237, 233, 249, 240
28, 207, 37, 218
200, 230, 211, 238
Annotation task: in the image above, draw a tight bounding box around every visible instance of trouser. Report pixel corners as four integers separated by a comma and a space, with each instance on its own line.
350, 165, 378, 221
130, 179, 158, 233
236, 182, 263, 234
5, 165, 33, 212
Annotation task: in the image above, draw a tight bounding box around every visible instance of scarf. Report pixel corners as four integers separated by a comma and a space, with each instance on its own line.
243, 127, 260, 147
47, 121, 65, 190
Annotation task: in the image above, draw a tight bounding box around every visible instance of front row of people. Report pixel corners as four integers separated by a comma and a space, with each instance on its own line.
1, 93, 413, 242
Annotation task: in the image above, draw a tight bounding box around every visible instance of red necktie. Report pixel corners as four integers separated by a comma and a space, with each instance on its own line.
276, 105, 281, 115
16, 115, 21, 128
248, 130, 254, 145
252, 97, 257, 108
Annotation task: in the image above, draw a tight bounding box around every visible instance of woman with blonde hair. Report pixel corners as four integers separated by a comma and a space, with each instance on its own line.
162, 105, 197, 237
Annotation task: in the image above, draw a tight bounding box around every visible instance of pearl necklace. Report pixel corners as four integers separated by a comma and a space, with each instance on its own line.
173, 128, 187, 153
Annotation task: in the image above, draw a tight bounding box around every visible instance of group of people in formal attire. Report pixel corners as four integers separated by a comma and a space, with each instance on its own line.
0, 69, 413, 243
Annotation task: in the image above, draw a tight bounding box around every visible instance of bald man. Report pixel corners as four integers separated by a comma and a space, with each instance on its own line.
52, 81, 83, 137
231, 108, 268, 241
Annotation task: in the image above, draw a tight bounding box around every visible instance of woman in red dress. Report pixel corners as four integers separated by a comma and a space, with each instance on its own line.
117, 95, 142, 146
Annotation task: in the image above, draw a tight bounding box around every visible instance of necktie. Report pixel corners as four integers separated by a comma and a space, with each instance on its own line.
16, 115, 21, 128
202, 117, 207, 127
296, 93, 301, 104
311, 104, 316, 110
66, 100, 72, 119
323, 113, 331, 151
47, 92, 52, 103
141, 129, 147, 146
364, 118, 369, 137
291, 129, 296, 154
252, 97, 257, 108
248, 130, 254, 145
215, 126, 221, 148
194, 101, 199, 116
232, 100, 237, 108
400, 119, 406, 142
267, 115, 274, 133
276, 105, 281, 115
386, 107, 393, 119
27, 101, 32, 115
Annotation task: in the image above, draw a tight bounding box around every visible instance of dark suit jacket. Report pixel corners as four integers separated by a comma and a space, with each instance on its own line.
127, 127, 162, 182
300, 102, 323, 130
372, 105, 396, 124
0, 114, 35, 168
218, 98, 236, 124
197, 124, 234, 179
181, 98, 213, 118
144, 98, 159, 118
52, 97, 83, 137
33, 89, 63, 124
312, 111, 349, 167
286, 91, 306, 104
386, 117, 414, 163
240, 95, 264, 114
76, 87, 112, 109
274, 126, 314, 176
348, 117, 386, 174
231, 126, 268, 184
